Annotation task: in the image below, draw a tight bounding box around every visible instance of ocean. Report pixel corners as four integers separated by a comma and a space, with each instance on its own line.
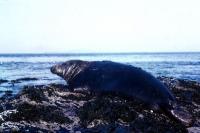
0, 52, 200, 94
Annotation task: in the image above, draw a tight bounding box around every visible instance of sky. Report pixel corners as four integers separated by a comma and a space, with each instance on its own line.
0, 0, 200, 53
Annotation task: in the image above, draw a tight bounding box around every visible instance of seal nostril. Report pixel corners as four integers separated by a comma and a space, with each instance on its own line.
50, 67, 55, 73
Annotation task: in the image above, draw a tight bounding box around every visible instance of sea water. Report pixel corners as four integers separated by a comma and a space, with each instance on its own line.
0, 52, 200, 94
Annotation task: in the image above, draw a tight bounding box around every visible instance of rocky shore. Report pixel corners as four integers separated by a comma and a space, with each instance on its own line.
0, 77, 199, 132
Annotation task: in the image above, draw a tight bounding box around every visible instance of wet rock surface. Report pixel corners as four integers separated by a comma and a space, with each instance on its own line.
1, 77, 38, 84
10, 77, 39, 84
0, 77, 199, 132
0, 77, 39, 87
0, 79, 8, 84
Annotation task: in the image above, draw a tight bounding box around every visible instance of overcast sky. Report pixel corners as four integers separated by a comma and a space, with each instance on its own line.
0, 0, 200, 53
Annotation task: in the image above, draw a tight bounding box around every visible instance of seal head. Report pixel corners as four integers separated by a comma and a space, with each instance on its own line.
51, 60, 90, 82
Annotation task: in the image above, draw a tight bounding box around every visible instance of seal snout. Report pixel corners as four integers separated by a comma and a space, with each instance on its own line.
50, 65, 58, 74
50, 64, 65, 77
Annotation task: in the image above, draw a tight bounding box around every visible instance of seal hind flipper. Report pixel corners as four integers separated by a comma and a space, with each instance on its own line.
160, 105, 193, 127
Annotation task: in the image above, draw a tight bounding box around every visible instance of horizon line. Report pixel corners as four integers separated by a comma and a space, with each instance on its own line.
0, 51, 200, 55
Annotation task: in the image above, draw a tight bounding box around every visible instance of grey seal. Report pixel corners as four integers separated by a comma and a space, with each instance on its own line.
51, 60, 192, 125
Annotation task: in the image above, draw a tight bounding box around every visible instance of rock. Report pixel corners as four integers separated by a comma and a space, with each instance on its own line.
0, 77, 199, 132
19, 86, 47, 102
4, 90, 13, 97
187, 127, 200, 133
0, 122, 49, 133
9, 102, 72, 124
0, 90, 13, 100
0, 79, 8, 84
10, 77, 38, 84
0, 110, 17, 122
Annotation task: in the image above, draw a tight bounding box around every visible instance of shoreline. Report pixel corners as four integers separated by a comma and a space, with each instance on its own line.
1, 76, 200, 97
0, 76, 199, 132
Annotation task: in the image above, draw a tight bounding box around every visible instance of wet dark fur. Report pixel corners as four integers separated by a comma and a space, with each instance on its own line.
51, 60, 175, 110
